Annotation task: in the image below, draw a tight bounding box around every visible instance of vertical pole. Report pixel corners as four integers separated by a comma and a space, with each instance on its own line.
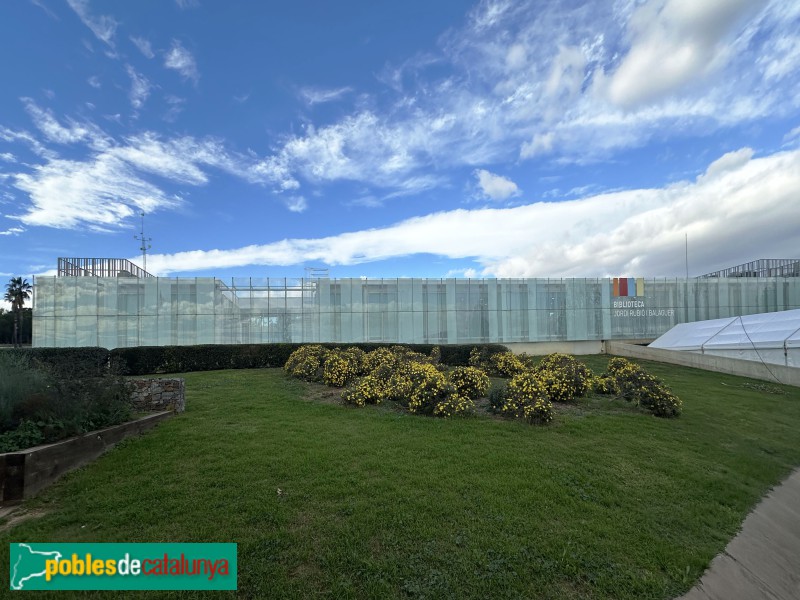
685, 233, 689, 279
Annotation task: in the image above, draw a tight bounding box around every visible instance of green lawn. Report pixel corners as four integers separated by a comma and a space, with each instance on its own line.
2, 357, 800, 599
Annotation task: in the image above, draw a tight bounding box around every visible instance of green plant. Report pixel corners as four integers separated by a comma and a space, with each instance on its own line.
401, 362, 449, 414
447, 366, 490, 400
488, 386, 507, 413
341, 375, 387, 407
322, 351, 358, 387
534, 353, 594, 403
432, 392, 475, 418
606, 358, 682, 418
500, 372, 553, 424
0, 352, 53, 431
362, 347, 399, 374
489, 352, 526, 377
591, 375, 621, 396
0, 419, 45, 453
284, 345, 328, 381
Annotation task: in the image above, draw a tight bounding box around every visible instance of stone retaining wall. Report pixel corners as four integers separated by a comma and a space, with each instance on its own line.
128, 378, 186, 413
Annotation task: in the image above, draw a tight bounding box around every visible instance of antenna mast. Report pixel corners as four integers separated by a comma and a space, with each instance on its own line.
134, 211, 152, 272
685, 233, 689, 279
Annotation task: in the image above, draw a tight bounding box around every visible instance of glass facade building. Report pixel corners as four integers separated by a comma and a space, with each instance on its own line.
32, 276, 800, 349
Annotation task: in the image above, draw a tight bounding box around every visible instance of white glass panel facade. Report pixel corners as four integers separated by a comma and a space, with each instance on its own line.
31, 276, 800, 349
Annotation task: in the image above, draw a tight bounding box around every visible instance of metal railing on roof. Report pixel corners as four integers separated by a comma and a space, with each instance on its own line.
57, 258, 154, 278
700, 259, 800, 278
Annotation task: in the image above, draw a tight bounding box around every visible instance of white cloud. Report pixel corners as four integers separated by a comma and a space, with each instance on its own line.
66, 0, 117, 47
0, 152, 15, 162
445, 268, 479, 278
164, 40, 199, 83
474, 169, 520, 201
130, 36, 155, 59
11, 154, 179, 230
247, 0, 794, 190
4, 106, 315, 231
604, 0, 767, 108
163, 95, 186, 122
284, 196, 308, 213
87, 75, 101, 89
0, 226, 25, 236
520, 132, 554, 159
21, 98, 107, 147
175, 0, 199, 8
0, 126, 54, 159
143, 148, 800, 277
299, 86, 353, 106
785, 125, 800, 142
126, 66, 151, 109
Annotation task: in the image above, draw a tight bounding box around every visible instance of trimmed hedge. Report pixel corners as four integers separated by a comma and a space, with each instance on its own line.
18, 347, 110, 378
13, 343, 509, 376
111, 344, 300, 375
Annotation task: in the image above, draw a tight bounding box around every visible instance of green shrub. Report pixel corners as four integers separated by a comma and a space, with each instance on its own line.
534, 353, 594, 403
362, 347, 400, 374
432, 392, 475, 418
488, 386, 507, 413
341, 347, 367, 375
0, 420, 45, 453
606, 358, 682, 418
0, 352, 53, 431
591, 375, 620, 396
447, 366, 490, 400
341, 375, 387, 406
20, 347, 111, 379
401, 362, 448, 414
284, 345, 328, 381
429, 346, 441, 365
110, 343, 507, 375
489, 352, 526, 377
0, 350, 133, 451
500, 372, 553, 424
322, 351, 358, 387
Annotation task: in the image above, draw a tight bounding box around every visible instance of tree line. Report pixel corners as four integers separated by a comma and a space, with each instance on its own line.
3, 277, 32, 347
0, 308, 32, 345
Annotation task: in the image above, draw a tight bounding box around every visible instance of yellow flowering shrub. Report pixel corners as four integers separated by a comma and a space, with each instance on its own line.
433, 392, 475, 418
590, 375, 620, 396
322, 352, 358, 387
404, 362, 449, 414
284, 345, 328, 381
605, 357, 682, 418
341, 374, 387, 406
534, 353, 594, 403
469, 347, 488, 369
341, 347, 367, 375
489, 352, 526, 377
362, 347, 399, 373
500, 372, 553, 424
447, 366, 490, 400
429, 346, 442, 365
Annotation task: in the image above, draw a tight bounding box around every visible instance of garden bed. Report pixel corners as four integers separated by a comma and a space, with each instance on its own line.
0, 411, 173, 503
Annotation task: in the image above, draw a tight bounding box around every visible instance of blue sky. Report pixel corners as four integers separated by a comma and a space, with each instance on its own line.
1, 0, 799, 290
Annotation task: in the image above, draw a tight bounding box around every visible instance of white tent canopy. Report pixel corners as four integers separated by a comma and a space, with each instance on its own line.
650, 309, 800, 368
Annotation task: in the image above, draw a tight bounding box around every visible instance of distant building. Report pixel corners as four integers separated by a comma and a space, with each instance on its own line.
700, 259, 800, 278
31, 257, 800, 349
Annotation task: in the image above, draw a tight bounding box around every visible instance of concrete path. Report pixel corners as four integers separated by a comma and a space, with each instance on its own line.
679, 469, 800, 600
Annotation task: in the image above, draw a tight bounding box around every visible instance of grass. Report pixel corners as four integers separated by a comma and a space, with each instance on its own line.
2, 356, 799, 599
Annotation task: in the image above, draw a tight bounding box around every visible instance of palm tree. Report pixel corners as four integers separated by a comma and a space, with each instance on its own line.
4, 277, 32, 348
